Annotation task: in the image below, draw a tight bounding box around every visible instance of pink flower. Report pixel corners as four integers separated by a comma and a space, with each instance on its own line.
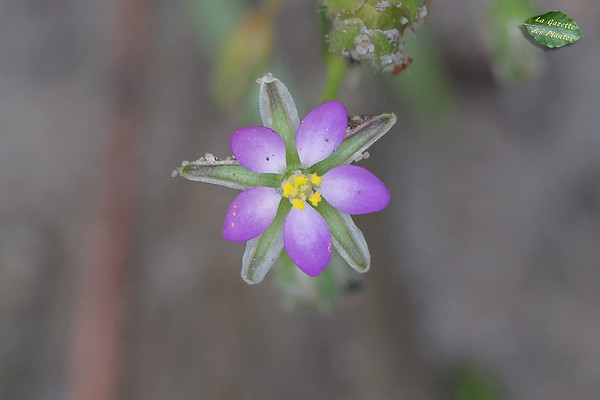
224, 101, 390, 277
176, 74, 396, 284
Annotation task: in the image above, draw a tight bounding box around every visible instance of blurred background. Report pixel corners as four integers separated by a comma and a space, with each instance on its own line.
1, 0, 599, 399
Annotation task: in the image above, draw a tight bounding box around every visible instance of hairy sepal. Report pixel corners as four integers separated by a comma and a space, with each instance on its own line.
257, 73, 301, 169
241, 200, 291, 284
176, 159, 281, 190
315, 199, 370, 273
311, 113, 396, 175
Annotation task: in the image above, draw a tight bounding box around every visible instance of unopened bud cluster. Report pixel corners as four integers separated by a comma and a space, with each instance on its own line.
322, 0, 430, 73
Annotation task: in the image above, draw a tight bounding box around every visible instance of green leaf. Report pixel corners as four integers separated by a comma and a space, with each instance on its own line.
258, 74, 301, 169
174, 156, 281, 190
241, 200, 291, 284
310, 113, 396, 176
523, 11, 583, 48
316, 199, 370, 272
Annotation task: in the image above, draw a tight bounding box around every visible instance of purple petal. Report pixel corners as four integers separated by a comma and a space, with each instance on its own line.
284, 206, 332, 276
223, 187, 281, 242
319, 165, 390, 214
231, 126, 287, 174
296, 101, 347, 168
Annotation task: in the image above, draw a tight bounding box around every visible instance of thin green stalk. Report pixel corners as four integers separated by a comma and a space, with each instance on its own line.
320, 53, 348, 102
318, 2, 347, 102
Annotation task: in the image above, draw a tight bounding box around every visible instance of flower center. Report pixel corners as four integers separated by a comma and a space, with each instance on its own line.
281, 171, 323, 210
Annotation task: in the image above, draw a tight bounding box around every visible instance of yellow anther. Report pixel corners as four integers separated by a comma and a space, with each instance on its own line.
310, 173, 323, 186
282, 172, 325, 211
282, 181, 295, 197
291, 199, 305, 210
294, 174, 308, 186
308, 191, 322, 207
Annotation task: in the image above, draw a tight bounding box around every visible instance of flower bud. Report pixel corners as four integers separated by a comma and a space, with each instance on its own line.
322, 0, 431, 73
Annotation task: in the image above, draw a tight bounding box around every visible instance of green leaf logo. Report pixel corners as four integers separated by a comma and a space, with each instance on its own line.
523, 11, 583, 48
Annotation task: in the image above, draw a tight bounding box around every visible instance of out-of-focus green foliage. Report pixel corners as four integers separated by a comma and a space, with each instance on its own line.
446, 364, 506, 400
182, 0, 280, 117
274, 251, 357, 311
181, 0, 243, 52
387, 29, 454, 130
213, 0, 280, 114
484, 0, 544, 83
322, 0, 431, 73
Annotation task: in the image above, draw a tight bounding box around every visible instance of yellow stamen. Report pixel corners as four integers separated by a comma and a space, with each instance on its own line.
291, 199, 305, 210
310, 173, 323, 186
294, 174, 308, 186
282, 181, 295, 197
281, 171, 325, 211
308, 191, 322, 207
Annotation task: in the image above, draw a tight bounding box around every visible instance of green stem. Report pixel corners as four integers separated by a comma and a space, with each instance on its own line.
318, 2, 347, 102
320, 53, 348, 102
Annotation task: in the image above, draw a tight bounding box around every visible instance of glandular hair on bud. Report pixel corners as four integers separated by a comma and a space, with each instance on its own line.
322, 0, 430, 73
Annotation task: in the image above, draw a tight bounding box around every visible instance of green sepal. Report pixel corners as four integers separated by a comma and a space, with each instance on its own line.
258, 74, 301, 169
372, 30, 396, 57
175, 158, 281, 190
310, 113, 396, 176
315, 198, 370, 273
523, 11, 583, 48
398, 0, 428, 18
241, 199, 291, 284
328, 21, 361, 51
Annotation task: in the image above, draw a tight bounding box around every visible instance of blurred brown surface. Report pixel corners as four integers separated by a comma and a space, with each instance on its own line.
1, 1, 599, 399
